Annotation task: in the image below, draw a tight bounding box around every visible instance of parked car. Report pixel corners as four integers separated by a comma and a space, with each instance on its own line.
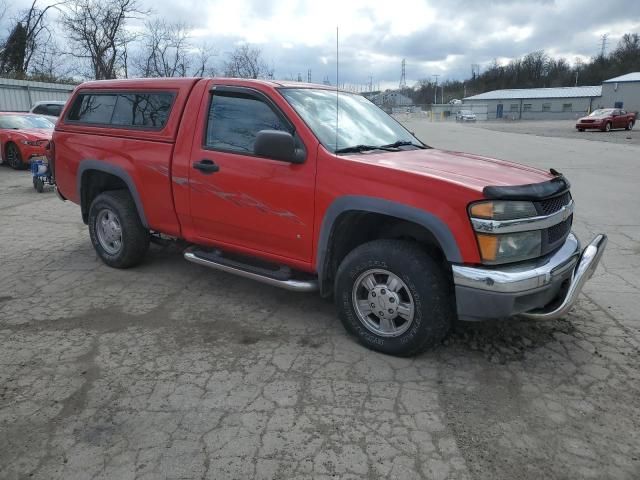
576, 108, 636, 132
455, 110, 477, 122
51, 78, 606, 356
0, 113, 54, 169
29, 101, 67, 123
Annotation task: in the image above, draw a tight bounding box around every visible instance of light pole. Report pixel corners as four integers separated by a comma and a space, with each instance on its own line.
432, 74, 440, 104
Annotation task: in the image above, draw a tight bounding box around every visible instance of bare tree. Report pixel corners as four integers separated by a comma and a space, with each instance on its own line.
135, 19, 191, 77
192, 42, 217, 77
61, 0, 147, 80
224, 44, 272, 79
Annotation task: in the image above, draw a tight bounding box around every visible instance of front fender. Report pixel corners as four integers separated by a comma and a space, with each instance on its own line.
316, 195, 463, 293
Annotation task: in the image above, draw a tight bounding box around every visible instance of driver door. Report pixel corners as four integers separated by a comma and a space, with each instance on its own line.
188, 85, 316, 263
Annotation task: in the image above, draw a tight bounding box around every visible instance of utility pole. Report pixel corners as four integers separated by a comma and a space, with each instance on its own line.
432, 74, 440, 104
307, 69, 311, 83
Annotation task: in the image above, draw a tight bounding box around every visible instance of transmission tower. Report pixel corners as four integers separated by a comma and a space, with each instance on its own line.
307, 69, 312, 83
399, 59, 407, 89
600, 34, 608, 57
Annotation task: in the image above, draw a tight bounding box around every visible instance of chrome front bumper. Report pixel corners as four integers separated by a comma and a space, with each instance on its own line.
452, 233, 607, 321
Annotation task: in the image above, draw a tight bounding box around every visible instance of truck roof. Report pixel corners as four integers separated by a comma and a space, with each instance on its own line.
75, 77, 335, 91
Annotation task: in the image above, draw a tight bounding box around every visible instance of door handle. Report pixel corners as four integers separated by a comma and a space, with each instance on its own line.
193, 159, 220, 174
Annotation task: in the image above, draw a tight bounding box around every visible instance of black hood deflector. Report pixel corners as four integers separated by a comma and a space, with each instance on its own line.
483, 173, 570, 201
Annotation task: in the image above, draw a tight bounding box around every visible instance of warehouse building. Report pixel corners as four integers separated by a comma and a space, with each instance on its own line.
600, 72, 640, 113
0, 78, 75, 112
462, 72, 640, 120
463, 85, 602, 120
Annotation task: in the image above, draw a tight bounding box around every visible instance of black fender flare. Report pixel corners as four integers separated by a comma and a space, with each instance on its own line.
77, 160, 149, 227
316, 195, 462, 292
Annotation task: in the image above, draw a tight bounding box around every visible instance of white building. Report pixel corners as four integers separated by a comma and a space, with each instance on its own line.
462, 72, 640, 120
463, 86, 602, 120
600, 72, 640, 113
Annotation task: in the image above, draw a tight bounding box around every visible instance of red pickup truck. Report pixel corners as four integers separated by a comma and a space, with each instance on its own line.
51, 78, 606, 356
576, 108, 636, 132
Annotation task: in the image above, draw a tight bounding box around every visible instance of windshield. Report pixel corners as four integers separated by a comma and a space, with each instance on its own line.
280, 88, 419, 153
460, 110, 474, 115
0, 115, 54, 129
588, 109, 614, 117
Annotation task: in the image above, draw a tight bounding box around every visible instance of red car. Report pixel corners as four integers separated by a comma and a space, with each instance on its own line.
0, 113, 54, 169
576, 108, 636, 132
51, 78, 606, 356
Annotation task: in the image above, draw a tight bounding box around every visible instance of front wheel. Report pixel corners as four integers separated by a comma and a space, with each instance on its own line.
6, 143, 24, 170
88, 190, 150, 268
626, 121, 634, 131
335, 240, 453, 356
603, 122, 612, 132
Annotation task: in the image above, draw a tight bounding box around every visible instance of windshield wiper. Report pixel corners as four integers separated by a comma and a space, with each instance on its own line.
334, 144, 389, 154
379, 140, 427, 149
335, 140, 428, 154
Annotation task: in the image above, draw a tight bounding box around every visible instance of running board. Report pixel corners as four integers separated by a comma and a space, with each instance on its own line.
184, 246, 319, 292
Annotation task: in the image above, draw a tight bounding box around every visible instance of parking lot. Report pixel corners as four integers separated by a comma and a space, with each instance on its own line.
1, 122, 639, 479
467, 119, 640, 146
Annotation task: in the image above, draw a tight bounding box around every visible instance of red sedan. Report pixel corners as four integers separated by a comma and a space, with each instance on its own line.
576, 108, 636, 132
0, 113, 54, 169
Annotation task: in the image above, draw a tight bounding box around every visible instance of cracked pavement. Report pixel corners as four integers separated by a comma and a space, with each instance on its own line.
1, 123, 640, 479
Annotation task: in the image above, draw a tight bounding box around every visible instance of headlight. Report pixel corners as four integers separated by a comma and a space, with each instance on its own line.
469, 200, 537, 220
21, 140, 48, 147
469, 200, 542, 264
476, 231, 542, 264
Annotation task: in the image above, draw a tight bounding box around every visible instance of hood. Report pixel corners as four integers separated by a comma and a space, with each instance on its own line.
10, 128, 52, 141
346, 148, 554, 193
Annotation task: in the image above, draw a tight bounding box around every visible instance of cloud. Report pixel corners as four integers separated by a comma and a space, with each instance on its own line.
3, 0, 640, 87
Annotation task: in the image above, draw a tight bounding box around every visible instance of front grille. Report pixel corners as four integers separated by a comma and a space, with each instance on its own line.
547, 215, 573, 244
535, 191, 571, 216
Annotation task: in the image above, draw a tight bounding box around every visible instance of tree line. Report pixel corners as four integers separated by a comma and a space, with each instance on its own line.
0, 0, 273, 83
407, 33, 640, 105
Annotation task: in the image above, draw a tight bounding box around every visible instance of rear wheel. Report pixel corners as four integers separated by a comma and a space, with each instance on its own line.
578, 128, 584, 132
34, 177, 44, 193
335, 239, 453, 356
6, 143, 24, 170
88, 190, 149, 268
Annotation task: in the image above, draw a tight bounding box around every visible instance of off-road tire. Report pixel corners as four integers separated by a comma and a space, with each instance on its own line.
88, 190, 149, 268
335, 239, 454, 356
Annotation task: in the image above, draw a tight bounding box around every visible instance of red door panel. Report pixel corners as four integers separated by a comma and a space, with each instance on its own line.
188, 84, 316, 263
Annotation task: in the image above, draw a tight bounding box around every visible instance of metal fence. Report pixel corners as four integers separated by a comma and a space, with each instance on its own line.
0, 78, 75, 112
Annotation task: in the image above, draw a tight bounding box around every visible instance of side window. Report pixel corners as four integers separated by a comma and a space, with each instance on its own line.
111, 93, 173, 128
46, 104, 63, 116
205, 93, 288, 153
33, 105, 47, 114
68, 94, 117, 124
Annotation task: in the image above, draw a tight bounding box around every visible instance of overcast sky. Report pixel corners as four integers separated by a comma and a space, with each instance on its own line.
5, 0, 640, 88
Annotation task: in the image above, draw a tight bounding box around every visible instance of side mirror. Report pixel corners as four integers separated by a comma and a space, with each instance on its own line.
254, 130, 304, 163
